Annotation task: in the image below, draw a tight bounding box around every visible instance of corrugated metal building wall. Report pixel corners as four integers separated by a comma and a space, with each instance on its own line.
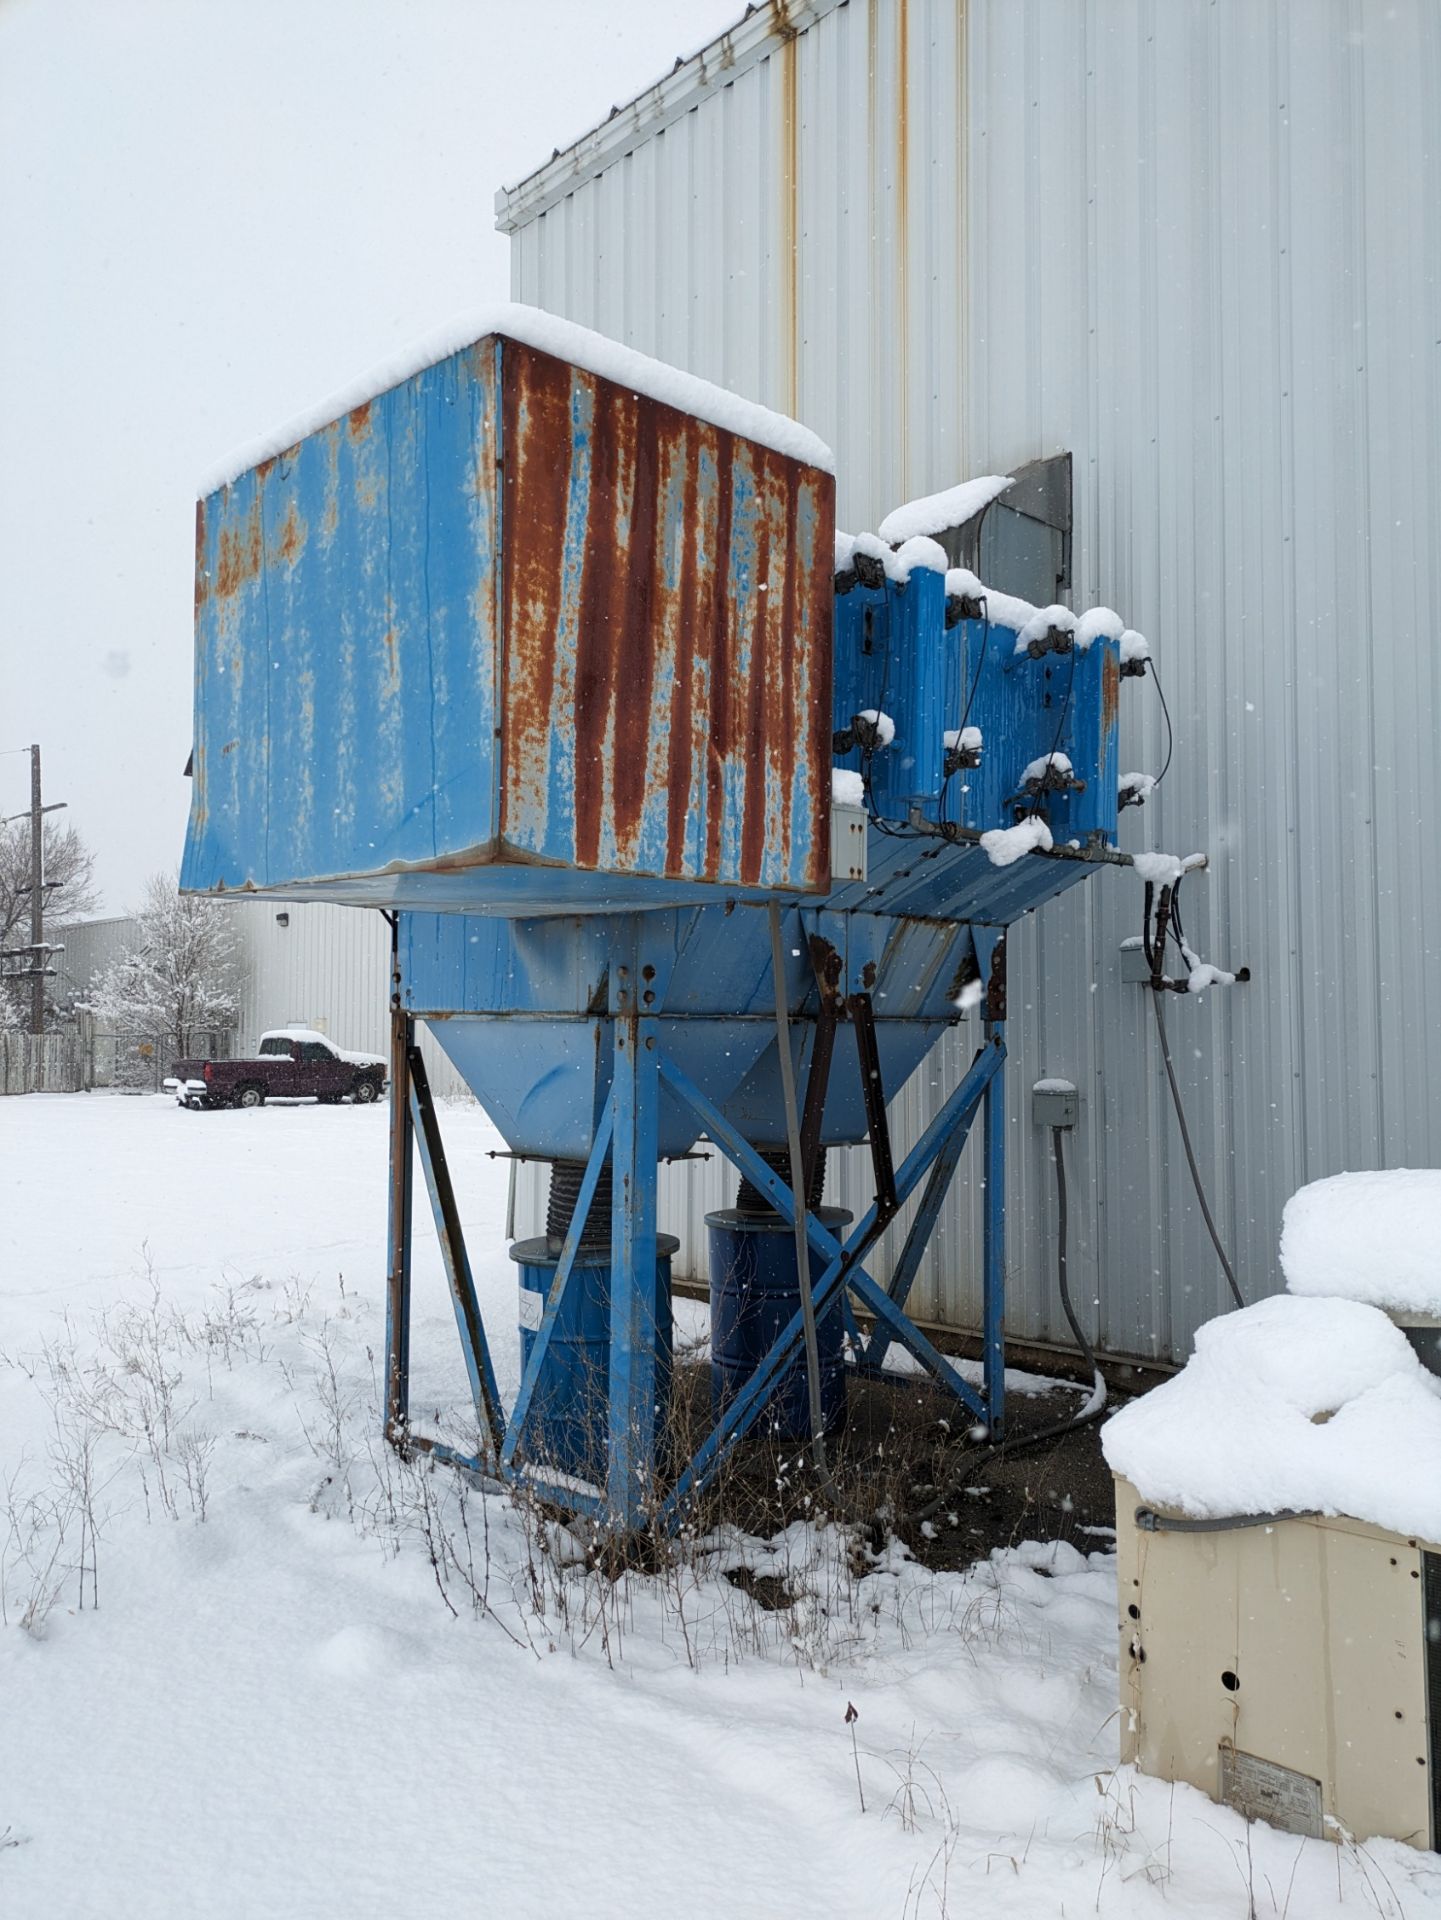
227, 903, 470, 1095
50, 916, 139, 1010
498, 0, 1441, 1365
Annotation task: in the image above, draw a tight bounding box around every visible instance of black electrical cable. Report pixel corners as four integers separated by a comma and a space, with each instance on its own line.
1134, 1505, 1316, 1535
908, 1123, 1106, 1527
1149, 979, 1247, 1312
1146, 657, 1175, 788
1049, 1125, 1105, 1405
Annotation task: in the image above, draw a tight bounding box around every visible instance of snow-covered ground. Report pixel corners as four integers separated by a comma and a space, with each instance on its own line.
3, 1096, 1439, 1919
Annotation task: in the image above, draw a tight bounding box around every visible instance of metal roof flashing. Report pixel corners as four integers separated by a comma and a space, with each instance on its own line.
494, 0, 846, 233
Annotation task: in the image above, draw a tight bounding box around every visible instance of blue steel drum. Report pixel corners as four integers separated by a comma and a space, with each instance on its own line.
511, 1234, 679, 1483
706, 1207, 853, 1440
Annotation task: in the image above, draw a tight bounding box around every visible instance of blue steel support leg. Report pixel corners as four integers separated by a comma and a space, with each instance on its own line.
982, 1023, 1007, 1439
384, 998, 414, 1441
408, 1041, 505, 1457
607, 929, 661, 1531
859, 1043, 1001, 1376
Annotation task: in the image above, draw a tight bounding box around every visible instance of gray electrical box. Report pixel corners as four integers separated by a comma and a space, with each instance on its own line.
1032, 1079, 1078, 1129
1119, 938, 1152, 984
830, 803, 868, 883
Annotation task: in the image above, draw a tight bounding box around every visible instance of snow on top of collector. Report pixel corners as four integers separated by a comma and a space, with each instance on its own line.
877, 475, 1013, 545
1281, 1169, 1441, 1315
1102, 1293, 1441, 1541
198, 304, 834, 497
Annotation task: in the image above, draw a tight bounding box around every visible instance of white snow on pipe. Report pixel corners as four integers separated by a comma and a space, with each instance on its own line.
1186, 963, 1236, 994
1013, 605, 1078, 656
1074, 607, 1124, 652
943, 726, 982, 751
1131, 850, 1206, 888
1021, 751, 1074, 785
1118, 771, 1157, 803
943, 567, 986, 602
980, 817, 1053, 867
886, 535, 950, 582
1120, 628, 1151, 667
199, 302, 834, 497
856, 708, 896, 747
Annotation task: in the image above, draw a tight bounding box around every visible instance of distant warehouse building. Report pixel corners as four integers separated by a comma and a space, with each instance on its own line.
52, 904, 466, 1096
495, 0, 1441, 1367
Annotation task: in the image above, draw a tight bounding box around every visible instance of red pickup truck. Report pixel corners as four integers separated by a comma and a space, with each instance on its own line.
165, 1029, 387, 1110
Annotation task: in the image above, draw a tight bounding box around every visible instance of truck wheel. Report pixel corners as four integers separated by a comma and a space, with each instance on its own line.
353, 1079, 378, 1104
236, 1083, 265, 1110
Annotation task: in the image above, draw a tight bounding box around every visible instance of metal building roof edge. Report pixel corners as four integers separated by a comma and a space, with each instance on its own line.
494, 0, 847, 234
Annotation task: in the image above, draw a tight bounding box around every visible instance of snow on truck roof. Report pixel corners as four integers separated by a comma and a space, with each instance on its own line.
260, 1029, 385, 1066
198, 303, 834, 499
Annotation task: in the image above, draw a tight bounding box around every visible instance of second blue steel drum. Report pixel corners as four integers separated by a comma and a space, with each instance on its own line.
706, 1207, 853, 1440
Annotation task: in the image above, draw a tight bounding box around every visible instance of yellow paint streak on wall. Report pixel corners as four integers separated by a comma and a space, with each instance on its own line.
779, 21, 800, 419
896, 0, 910, 500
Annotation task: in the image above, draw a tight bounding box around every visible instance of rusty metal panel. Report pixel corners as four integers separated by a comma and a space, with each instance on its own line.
184, 328, 831, 906
186, 341, 505, 896
499, 340, 832, 893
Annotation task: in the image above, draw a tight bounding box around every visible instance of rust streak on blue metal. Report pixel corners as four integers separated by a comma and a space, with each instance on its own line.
498, 340, 831, 894
184, 331, 832, 909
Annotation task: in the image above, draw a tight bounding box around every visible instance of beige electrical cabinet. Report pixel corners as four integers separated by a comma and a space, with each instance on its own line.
1114, 1476, 1440, 1849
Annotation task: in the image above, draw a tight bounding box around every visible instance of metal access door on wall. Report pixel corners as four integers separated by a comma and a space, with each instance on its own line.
938, 452, 1072, 609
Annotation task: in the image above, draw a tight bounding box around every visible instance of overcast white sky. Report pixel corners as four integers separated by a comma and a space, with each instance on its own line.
0, 0, 742, 913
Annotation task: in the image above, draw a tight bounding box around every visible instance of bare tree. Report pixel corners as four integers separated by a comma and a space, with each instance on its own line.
0, 819, 99, 1028
0, 818, 98, 949
89, 872, 242, 1059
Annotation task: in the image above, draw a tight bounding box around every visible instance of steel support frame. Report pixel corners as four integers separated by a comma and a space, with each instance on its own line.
408, 1042, 505, 1457
384, 919, 1013, 1537
653, 1031, 1008, 1526
384, 998, 414, 1441
604, 922, 662, 1526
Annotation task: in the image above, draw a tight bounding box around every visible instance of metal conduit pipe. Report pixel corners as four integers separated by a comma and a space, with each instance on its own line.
768, 901, 847, 1511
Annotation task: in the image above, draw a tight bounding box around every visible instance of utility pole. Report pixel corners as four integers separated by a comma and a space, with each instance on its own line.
30, 743, 44, 1037
2, 745, 68, 1071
